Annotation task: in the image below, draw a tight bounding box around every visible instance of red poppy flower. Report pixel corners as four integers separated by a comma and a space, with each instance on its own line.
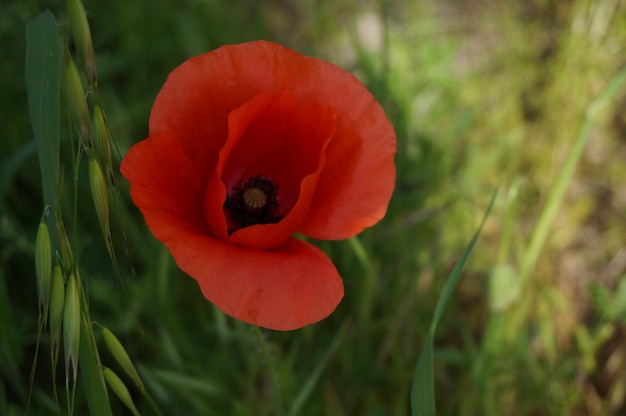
121, 41, 396, 330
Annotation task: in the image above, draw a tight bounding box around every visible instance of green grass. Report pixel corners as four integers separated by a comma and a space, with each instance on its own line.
3, 0, 626, 415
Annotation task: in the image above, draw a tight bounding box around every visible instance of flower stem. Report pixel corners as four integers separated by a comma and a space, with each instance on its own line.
254, 326, 284, 415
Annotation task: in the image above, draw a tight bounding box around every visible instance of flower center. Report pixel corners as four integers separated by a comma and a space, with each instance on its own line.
243, 188, 267, 212
224, 175, 282, 233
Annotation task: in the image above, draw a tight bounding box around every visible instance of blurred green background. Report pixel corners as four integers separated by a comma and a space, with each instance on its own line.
2, 0, 626, 415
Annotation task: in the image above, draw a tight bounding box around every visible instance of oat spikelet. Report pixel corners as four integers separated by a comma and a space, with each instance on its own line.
35, 215, 52, 321
88, 157, 111, 250
66, 0, 97, 85
49, 265, 65, 365
65, 57, 91, 151
102, 327, 145, 391
63, 272, 81, 387
103, 367, 141, 416
93, 104, 115, 187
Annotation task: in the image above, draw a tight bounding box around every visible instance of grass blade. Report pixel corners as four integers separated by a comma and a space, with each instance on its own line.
520, 66, 626, 281
25, 10, 60, 211
288, 320, 351, 416
411, 189, 498, 416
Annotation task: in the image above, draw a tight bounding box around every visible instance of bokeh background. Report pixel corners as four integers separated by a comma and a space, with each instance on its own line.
2, 0, 626, 415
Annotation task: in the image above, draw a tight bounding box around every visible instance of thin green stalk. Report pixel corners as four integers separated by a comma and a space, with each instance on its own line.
142, 392, 164, 416
27, 317, 45, 409
288, 320, 351, 416
254, 326, 284, 416
498, 178, 521, 265
156, 244, 170, 306
520, 66, 626, 282
348, 236, 377, 324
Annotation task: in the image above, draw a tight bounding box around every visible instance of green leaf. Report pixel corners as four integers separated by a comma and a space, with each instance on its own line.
411, 189, 498, 416
26, 10, 61, 209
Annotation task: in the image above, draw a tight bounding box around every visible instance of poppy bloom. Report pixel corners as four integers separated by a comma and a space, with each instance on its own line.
121, 41, 396, 330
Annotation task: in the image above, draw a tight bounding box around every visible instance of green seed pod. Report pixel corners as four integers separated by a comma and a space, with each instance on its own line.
49, 265, 65, 365
56, 221, 74, 274
65, 57, 92, 151
35, 215, 52, 321
93, 105, 115, 187
67, 0, 97, 86
88, 157, 110, 247
103, 367, 141, 416
63, 272, 81, 385
102, 327, 144, 391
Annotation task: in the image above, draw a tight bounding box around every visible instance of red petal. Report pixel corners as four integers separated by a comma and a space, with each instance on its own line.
121, 131, 343, 330
203, 92, 335, 250
170, 233, 344, 331
120, 132, 207, 238
150, 41, 395, 241
298, 114, 396, 240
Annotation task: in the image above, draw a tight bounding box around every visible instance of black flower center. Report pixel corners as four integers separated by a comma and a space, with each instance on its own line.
224, 175, 282, 233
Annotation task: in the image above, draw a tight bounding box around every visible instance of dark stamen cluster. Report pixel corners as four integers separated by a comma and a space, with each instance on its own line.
224, 175, 282, 233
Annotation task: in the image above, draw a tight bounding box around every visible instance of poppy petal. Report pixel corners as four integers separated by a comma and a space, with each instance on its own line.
124, 41, 395, 330
149, 41, 395, 241
121, 130, 343, 330
169, 232, 344, 331
297, 115, 396, 240
203, 92, 336, 250
120, 132, 207, 237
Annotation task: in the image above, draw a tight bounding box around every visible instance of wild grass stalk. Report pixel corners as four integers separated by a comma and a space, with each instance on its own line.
520, 66, 626, 283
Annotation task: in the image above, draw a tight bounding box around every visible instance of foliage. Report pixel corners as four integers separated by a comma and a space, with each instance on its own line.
2, 0, 626, 415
